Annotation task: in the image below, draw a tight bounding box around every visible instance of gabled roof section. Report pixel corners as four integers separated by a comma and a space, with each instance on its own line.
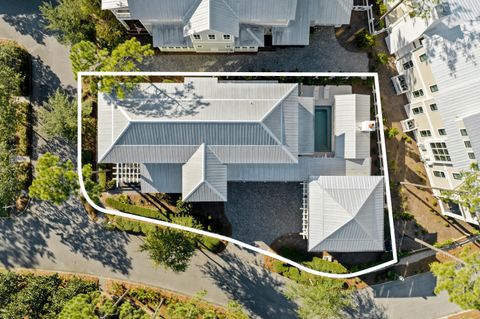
334, 94, 371, 159
182, 144, 227, 202
308, 176, 384, 252
184, 0, 239, 36
97, 93, 131, 163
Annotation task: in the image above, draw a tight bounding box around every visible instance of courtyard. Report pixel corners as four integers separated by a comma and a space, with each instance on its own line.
225, 182, 303, 246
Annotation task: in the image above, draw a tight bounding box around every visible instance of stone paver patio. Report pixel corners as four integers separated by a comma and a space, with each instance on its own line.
145, 27, 368, 72
225, 182, 303, 246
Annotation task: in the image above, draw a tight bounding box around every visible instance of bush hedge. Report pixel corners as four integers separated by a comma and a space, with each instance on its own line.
16, 101, 31, 156
355, 30, 377, 49
272, 256, 348, 283
105, 197, 167, 220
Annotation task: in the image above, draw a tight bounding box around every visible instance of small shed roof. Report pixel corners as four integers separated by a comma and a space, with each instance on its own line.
308, 176, 384, 252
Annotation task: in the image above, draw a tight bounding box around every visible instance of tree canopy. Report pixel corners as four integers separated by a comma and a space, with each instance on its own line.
431, 248, 480, 310
442, 163, 480, 219
39, 89, 78, 142
140, 227, 197, 272
29, 152, 78, 204
40, 0, 125, 48
70, 38, 154, 98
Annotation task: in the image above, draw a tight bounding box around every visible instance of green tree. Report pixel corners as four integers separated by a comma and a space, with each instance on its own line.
29, 152, 78, 204
40, 0, 124, 48
0, 272, 23, 308
285, 277, 353, 319
0, 65, 22, 144
166, 290, 206, 319
430, 248, 480, 310
118, 302, 149, 319
70, 38, 154, 98
39, 90, 78, 142
4, 273, 62, 318
442, 163, 480, 219
58, 291, 100, 319
140, 227, 197, 272
82, 163, 102, 204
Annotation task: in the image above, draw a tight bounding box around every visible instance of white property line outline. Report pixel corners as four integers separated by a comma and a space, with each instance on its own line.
77, 72, 398, 279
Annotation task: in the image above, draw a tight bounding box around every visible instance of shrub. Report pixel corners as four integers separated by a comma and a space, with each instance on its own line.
305, 257, 348, 274
15, 102, 30, 156
355, 30, 376, 49
376, 53, 389, 65
433, 239, 454, 249
402, 134, 413, 143
105, 196, 167, 220
378, 3, 387, 15
272, 260, 288, 274
385, 127, 399, 139
109, 216, 156, 234
0, 40, 29, 94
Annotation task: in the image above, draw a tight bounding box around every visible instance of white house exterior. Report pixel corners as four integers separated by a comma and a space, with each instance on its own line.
101, 0, 353, 53
384, 0, 480, 224
97, 77, 386, 252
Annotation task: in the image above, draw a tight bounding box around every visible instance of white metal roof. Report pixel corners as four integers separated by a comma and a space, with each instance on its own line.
386, 0, 480, 54
184, 0, 239, 36
308, 176, 384, 252
101, 0, 129, 9
334, 94, 371, 159
182, 143, 227, 202
424, 21, 480, 171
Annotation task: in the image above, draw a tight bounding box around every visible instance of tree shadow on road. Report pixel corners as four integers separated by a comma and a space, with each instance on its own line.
0, 199, 133, 275
344, 291, 388, 319
201, 248, 298, 319
1, 0, 53, 45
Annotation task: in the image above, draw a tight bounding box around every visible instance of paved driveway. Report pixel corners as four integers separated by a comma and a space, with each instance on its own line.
225, 182, 303, 245
145, 28, 369, 72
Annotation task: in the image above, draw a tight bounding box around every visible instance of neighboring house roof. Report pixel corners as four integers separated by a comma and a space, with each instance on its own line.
463, 112, 480, 160
118, 0, 352, 47
334, 94, 371, 159
102, 0, 128, 9
424, 21, 480, 171
97, 78, 299, 165
184, 0, 239, 36
385, 0, 480, 54
308, 176, 384, 252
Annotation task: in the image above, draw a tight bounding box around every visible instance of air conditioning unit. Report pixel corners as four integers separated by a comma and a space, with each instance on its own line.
361, 121, 376, 132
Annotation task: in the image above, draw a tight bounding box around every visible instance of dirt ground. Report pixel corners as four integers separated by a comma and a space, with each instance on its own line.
335, 12, 479, 253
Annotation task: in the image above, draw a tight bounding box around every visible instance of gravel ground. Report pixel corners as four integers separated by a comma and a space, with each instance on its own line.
144, 27, 369, 72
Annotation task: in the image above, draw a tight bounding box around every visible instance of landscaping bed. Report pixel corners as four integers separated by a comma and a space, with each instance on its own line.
102, 193, 226, 252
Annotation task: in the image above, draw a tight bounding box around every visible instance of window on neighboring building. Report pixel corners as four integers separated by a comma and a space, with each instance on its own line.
403, 60, 414, 70
433, 170, 446, 178
465, 140, 472, 148
460, 129, 468, 136
208, 34, 216, 40
412, 106, 424, 114
430, 142, 451, 162
420, 130, 432, 137
223, 34, 231, 40
430, 85, 439, 93
438, 129, 446, 136
419, 53, 428, 62
468, 152, 476, 159
196, 45, 203, 48
452, 173, 462, 180
413, 89, 424, 98
429, 103, 438, 111
193, 34, 201, 40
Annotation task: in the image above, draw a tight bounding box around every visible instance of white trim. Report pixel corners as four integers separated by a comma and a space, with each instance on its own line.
78, 72, 398, 279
